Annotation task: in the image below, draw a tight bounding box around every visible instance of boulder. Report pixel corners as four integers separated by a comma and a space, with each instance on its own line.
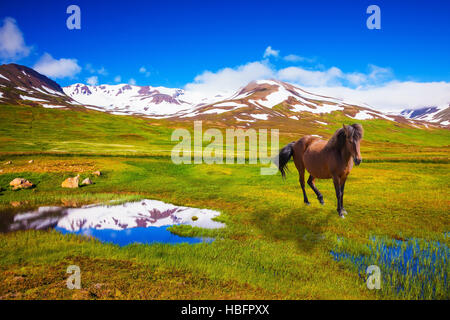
61, 175, 80, 188
5, 161, 12, 165
93, 170, 101, 176
9, 178, 34, 190
82, 177, 93, 185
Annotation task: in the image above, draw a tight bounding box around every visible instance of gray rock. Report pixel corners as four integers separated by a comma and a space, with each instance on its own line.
82, 178, 93, 185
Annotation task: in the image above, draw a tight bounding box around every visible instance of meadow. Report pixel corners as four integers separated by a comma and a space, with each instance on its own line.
0, 104, 448, 299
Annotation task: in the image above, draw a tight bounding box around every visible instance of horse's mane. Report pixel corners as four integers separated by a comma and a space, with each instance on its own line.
326, 124, 364, 150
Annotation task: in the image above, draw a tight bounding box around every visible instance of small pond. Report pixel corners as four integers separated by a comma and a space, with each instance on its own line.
0, 199, 225, 246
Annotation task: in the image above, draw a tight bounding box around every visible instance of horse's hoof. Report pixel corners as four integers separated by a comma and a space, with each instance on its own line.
339, 214, 345, 219
305, 201, 310, 206
342, 209, 348, 215
317, 196, 324, 205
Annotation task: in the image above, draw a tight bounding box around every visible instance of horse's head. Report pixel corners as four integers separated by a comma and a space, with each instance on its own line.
343, 124, 364, 165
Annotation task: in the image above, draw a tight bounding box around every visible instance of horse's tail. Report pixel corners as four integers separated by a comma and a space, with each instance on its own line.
275, 142, 295, 179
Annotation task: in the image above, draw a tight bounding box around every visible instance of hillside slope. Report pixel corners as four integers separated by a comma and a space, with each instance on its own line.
0, 64, 81, 108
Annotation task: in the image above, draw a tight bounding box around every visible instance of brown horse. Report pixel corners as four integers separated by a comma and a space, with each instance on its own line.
276, 124, 363, 218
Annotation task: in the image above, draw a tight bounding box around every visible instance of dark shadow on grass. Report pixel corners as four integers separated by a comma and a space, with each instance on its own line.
79, 183, 95, 188
11, 184, 37, 191
250, 203, 335, 253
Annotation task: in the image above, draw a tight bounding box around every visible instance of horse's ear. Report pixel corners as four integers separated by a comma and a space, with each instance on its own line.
342, 124, 348, 135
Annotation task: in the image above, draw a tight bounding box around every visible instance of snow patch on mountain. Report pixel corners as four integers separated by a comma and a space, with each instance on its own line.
350, 110, 374, 120
213, 101, 247, 108
42, 104, 66, 109
20, 95, 48, 102
251, 114, 269, 120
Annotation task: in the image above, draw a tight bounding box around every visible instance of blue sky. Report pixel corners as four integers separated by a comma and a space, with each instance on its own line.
0, 0, 450, 110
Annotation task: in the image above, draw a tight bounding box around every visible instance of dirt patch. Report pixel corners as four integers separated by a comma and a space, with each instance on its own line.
0, 257, 282, 300
0, 159, 97, 174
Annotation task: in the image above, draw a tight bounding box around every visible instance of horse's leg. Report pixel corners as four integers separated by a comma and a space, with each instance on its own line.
299, 169, 310, 205
307, 175, 324, 205
293, 148, 310, 205
332, 175, 344, 218
340, 176, 348, 215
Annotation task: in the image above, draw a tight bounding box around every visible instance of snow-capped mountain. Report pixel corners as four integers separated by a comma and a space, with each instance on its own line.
1, 63, 448, 127
177, 79, 401, 123
63, 83, 195, 116
62, 79, 402, 124
400, 105, 449, 126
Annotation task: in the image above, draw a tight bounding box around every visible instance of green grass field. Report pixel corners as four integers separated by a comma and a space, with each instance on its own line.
0, 104, 449, 299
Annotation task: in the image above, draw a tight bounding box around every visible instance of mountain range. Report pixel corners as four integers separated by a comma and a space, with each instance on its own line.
0, 63, 448, 128
400, 106, 449, 126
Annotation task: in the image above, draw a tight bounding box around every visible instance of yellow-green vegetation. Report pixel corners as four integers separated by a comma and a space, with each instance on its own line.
0, 104, 449, 299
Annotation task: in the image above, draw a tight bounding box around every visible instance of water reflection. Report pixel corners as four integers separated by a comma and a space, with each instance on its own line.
1, 200, 224, 246
55, 226, 213, 246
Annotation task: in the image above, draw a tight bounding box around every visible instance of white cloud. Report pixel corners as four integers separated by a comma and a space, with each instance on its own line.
283, 54, 306, 62
184, 61, 274, 97
277, 66, 344, 86
367, 64, 392, 82
139, 66, 150, 77
263, 46, 279, 58
0, 17, 30, 61
97, 67, 108, 76
307, 81, 450, 112
33, 53, 81, 78
86, 76, 98, 86
277, 64, 393, 87
279, 64, 449, 111
86, 63, 95, 73
86, 63, 107, 75
114, 75, 121, 83
185, 59, 450, 113
184, 61, 388, 97
128, 78, 136, 85
344, 72, 367, 86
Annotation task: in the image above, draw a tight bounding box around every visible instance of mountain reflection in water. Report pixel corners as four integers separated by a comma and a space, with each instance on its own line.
1, 200, 224, 246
